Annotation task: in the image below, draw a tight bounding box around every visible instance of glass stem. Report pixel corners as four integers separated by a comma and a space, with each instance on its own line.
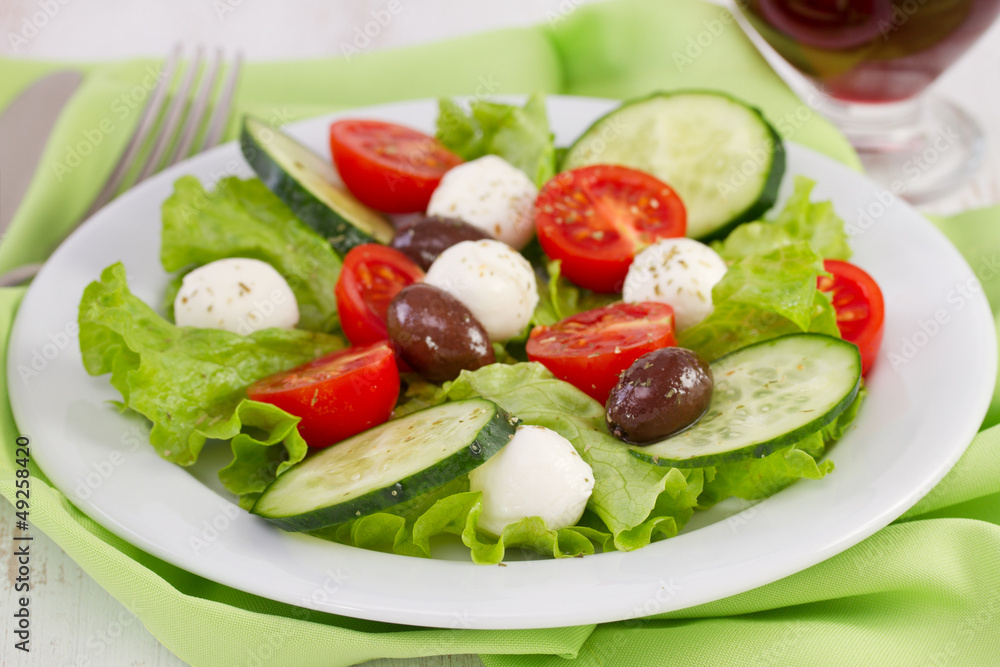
817, 96, 927, 153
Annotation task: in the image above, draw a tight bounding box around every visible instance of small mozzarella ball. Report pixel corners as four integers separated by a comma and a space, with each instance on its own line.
424, 239, 538, 341
469, 425, 594, 537
174, 258, 299, 335
427, 155, 537, 250
623, 238, 727, 330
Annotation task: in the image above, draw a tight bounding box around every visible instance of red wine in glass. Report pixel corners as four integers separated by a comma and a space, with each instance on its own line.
740, 0, 1000, 201
744, 0, 1000, 102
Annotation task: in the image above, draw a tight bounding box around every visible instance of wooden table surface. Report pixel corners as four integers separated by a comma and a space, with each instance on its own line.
2, 1, 999, 665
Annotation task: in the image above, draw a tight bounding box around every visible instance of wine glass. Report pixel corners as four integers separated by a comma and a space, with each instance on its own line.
733, 0, 1000, 202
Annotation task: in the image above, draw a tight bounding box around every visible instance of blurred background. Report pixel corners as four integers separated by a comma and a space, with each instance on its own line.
0, 0, 602, 59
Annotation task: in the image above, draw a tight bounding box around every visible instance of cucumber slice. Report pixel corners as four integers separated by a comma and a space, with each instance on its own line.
240, 116, 395, 255
251, 398, 517, 531
630, 334, 861, 468
563, 91, 785, 241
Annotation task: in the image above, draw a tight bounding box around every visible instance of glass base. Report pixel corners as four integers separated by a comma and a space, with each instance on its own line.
819, 95, 985, 204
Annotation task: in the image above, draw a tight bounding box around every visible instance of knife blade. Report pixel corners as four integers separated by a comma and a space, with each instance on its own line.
0, 70, 83, 237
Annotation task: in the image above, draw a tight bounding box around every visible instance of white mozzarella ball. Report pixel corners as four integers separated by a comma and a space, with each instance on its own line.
469, 425, 594, 537
424, 239, 538, 341
623, 238, 727, 330
173, 258, 299, 335
427, 155, 537, 250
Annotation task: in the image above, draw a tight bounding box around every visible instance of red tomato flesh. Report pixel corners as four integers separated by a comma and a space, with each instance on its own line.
247, 341, 400, 448
526, 302, 677, 403
818, 259, 885, 375
534, 165, 687, 293
335, 244, 425, 346
330, 119, 462, 213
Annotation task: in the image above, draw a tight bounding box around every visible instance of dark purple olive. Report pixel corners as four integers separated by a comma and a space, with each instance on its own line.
390, 215, 492, 271
605, 347, 713, 444
387, 283, 495, 382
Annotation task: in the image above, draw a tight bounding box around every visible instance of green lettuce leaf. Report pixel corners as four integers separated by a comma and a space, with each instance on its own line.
409, 491, 603, 564
393, 377, 448, 419
78, 263, 345, 470
310, 476, 611, 564
532, 258, 619, 327
451, 495, 608, 565
162, 272, 184, 316
437, 93, 556, 187
213, 399, 310, 509
680, 242, 840, 361
714, 176, 852, 262
309, 477, 470, 559
161, 176, 342, 333
699, 389, 865, 507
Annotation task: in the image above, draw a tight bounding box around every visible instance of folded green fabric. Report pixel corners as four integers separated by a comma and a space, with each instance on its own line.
1, 1, 999, 666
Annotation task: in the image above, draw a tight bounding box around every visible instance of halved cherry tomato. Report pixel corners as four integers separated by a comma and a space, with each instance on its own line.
818, 259, 885, 375
534, 165, 687, 293
335, 244, 425, 346
247, 341, 400, 448
526, 302, 677, 403
330, 119, 463, 213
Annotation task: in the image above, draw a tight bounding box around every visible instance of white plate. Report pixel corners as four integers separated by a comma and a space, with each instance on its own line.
8, 97, 996, 630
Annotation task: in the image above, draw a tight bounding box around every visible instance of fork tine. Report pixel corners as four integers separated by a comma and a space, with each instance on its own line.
166, 47, 222, 166
83, 44, 182, 218
133, 45, 205, 184
199, 51, 243, 152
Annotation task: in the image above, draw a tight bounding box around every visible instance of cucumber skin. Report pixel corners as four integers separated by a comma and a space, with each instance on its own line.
629, 334, 861, 469
250, 400, 518, 532
239, 118, 389, 256
563, 90, 786, 242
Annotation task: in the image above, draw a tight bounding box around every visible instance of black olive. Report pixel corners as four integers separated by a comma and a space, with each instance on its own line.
387, 283, 495, 382
605, 347, 713, 444
390, 215, 492, 271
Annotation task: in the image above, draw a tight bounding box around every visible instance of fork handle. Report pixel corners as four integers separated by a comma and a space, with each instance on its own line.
0, 262, 43, 288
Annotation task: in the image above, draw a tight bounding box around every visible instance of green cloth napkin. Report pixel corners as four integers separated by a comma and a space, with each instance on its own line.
1, 1, 998, 665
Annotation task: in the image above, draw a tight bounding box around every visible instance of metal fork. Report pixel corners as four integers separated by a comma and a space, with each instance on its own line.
0, 45, 243, 287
